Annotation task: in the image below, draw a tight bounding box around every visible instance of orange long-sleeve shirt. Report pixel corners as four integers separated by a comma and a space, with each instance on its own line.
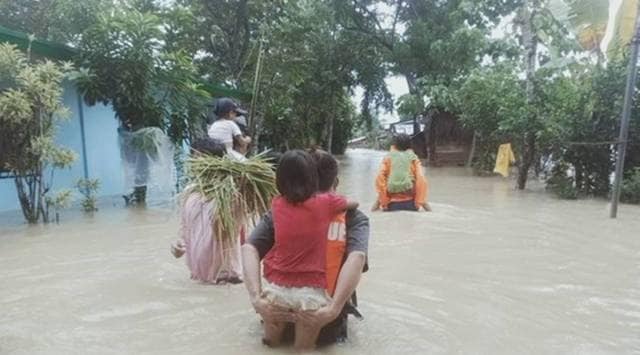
375, 150, 428, 209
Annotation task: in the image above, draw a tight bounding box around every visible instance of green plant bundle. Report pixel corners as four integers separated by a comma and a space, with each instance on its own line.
185, 154, 277, 239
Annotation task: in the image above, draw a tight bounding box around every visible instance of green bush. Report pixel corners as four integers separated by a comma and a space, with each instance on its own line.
76, 178, 100, 212
546, 163, 578, 200
470, 139, 499, 176
621, 168, 640, 204
0, 44, 76, 224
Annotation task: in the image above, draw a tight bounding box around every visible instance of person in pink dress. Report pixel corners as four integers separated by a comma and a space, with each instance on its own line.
171, 138, 243, 284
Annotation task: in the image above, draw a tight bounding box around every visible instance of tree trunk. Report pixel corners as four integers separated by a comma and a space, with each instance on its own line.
325, 94, 337, 153
404, 72, 418, 94
575, 163, 584, 191
421, 115, 429, 158
466, 131, 478, 168
37, 167, 48, 223
15, 176, 37, 224
326, 115, 334, 153
517, 134, 536, 189
517, 0, 538, 190
428, 116, 437, 165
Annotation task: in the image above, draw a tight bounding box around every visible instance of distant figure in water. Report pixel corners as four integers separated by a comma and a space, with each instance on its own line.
171, 138, 243, 284
372, 133, 431, 212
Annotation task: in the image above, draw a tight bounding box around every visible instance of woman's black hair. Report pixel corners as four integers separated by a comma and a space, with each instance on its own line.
276, 150, 318, 203
393, 133, 412, 151
190, 138, 226, 157
308, 147, 338, 192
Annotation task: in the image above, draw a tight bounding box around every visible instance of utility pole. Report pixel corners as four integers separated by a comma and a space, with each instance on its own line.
610, 3, 640, 218
249, 38, 264, 136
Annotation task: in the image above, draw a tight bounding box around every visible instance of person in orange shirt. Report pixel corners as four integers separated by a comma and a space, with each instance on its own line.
372, 134, 431, 212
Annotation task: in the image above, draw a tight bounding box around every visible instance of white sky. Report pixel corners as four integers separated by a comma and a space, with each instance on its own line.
603, 0, 622, 52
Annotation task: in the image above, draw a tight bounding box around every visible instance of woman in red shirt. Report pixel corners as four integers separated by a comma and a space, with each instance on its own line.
261, 150, 357, 349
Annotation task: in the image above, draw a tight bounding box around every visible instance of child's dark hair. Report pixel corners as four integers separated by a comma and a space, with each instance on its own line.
276, 150, 318, 203
393, 133, 412, 151
308, 147, 338, 192
191, 138, 226, 157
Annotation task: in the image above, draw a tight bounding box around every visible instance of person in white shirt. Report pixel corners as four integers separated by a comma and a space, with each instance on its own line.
207, 98, 251, 159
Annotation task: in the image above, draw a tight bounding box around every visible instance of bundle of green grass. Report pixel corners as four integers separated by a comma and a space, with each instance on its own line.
185, 154, 277, 239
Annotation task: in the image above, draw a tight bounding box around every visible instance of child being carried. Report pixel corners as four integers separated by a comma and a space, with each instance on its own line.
260, 149, 358, 348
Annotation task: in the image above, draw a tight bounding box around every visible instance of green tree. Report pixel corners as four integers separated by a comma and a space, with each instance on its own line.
454, 65, 526, 172
75, 8, 210, 143
541, 59, 640, 197
75, 8, 209, 203
0, 44, 76, 223
0, 0, 110, 44
254, 1, 359, 151
337, 0, 521, 161
164, 0, 391, 153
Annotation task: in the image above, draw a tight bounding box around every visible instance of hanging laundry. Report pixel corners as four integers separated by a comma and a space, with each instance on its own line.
494, 143, 516, 177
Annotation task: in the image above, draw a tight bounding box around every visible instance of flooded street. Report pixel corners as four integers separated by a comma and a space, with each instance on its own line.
1, 149, 639, 354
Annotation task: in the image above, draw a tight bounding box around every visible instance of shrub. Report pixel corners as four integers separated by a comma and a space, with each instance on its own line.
0, 44, 76, 223
76, 178, 101, 212
546, 163, 578, 200
621, 168, 640, 204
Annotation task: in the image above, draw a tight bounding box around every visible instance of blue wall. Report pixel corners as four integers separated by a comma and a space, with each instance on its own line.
0, 82, 124, 212
81, 93, 125, 197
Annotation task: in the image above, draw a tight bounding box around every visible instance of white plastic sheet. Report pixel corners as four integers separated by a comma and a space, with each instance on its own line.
118, 127, 176, 201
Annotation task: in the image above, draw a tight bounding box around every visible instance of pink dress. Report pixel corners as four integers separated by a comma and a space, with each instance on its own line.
179, 191, 242, 283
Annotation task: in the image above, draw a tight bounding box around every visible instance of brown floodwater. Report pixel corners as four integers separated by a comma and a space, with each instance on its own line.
1, 149, 639, 354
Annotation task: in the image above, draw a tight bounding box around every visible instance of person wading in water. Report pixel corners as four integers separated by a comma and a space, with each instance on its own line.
372, 133, 432, 212
243, 149, 369, 350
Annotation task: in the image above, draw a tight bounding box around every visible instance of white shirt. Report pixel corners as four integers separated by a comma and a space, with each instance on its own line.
228, 149, 248, 162
208, 119, 242, 150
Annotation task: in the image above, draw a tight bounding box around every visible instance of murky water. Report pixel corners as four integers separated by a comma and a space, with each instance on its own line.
1, 149, 639, 354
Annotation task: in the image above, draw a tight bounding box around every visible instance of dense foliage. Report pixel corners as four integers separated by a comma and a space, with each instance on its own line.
4, 0, 640, 204
165, 0, 392, 153
75, 9, 210, 145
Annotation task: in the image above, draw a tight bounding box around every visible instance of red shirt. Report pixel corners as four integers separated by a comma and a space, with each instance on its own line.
263, 193, 347, 288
